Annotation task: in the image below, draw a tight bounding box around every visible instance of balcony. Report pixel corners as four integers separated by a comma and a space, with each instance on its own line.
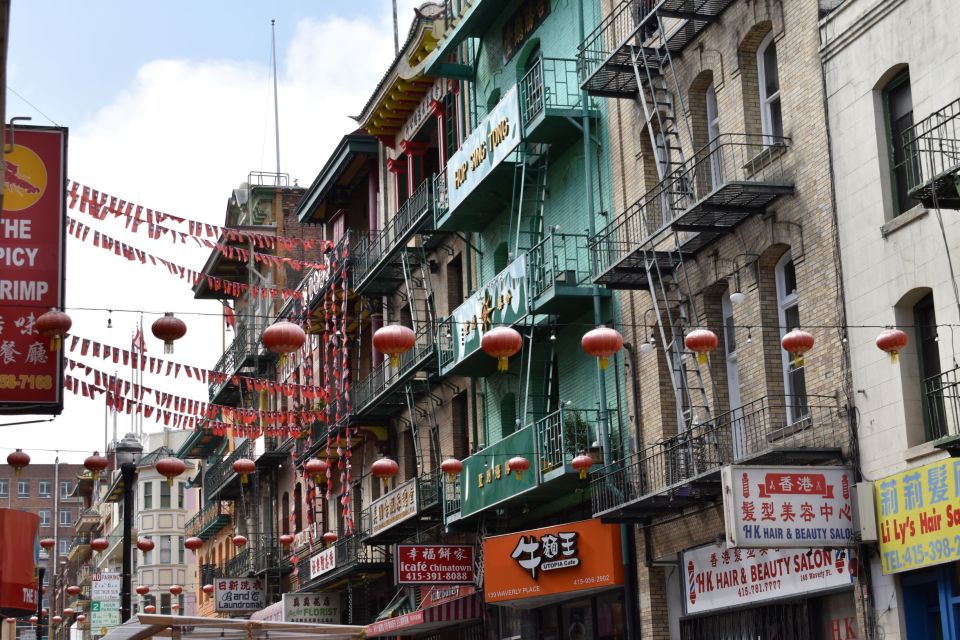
353, 324, 437, 418
184, 501, 234, 540
351, 178, 436, 295
224, 548, 251, 577
527, 232, 608, 316
591, 134, 793, 289
577, 0, 736, 98
365, 471, 443, 544
904, 96, 960, 209
250, 535, 292, 576
445, 407, 607, 524
208, 323, 256, 404
925, 366, 960, 454
204, 440, 255, 502
591, 395, 846, 520
296, 515, 390, 589
67, 534, 90, 563
520, 57, 596, 150
76, 508, 101, 534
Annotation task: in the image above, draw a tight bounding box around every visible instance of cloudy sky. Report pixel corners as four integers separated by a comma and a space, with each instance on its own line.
4, 0, 421, 462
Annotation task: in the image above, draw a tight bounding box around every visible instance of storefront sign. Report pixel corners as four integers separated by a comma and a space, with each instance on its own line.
445, 85, 521, 213
0, 126, 67, 414
308, 546, 336, 580
213, 578, 265, 612
400, 78, 446, 143
395, 545, 474, 585
722, 466, 855, 548
282, 592, 340, 624
447, 254, 527, 372
502, 0, 551, 62
484, 519, 623, 605
370, 479, 418, 536
875, 457, 960, 574
461, 424, 536, 517
682, 543, 855, 615
0, 510, 38, 614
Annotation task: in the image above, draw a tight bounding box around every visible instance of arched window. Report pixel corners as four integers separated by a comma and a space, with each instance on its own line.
757, 32, 783, 141
775, 252, 807, 421
914, 293, 944, 439
882, 69, 918, 216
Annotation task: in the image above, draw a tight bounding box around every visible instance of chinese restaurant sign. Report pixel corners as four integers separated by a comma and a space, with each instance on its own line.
395, 544, 475, 585
461, 425, 537, 518
484, 518, 623, 604
446, 254, 527, 373
309, 546, 336, 580
445, 85, 521, 213
501, 0, 551, 62
214, 578, 265, 612
875, 458, 960, 574
282, 593, 340, 624
370, 479, 418, 536
0, 126, 67, 414
722, 466, 855, 548
682, 543, 855, 615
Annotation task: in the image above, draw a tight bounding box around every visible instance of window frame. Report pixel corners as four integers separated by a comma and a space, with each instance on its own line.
882, 70, 917, 217
757, 32, 783, 141
38, 480, 51, 498
775, 252, 808, 422
0, 479, 8, 497
38, 509, 51, 527
160, 480, 170, 509
59, 509, 72, 527
60, 480, 72, 498
17, 479, 29, 497
160, 535, 172, 564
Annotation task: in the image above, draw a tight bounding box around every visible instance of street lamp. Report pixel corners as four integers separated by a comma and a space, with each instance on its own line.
116, 433, 143, 624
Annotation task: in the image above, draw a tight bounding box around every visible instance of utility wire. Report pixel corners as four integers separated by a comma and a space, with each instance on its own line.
6, 85, 60, 127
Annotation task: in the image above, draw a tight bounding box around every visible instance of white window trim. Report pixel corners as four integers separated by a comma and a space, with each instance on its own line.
757, 32, 781, 141
39, 480, 51, 498
39, 510, 51, 527
775, 252, 803, 422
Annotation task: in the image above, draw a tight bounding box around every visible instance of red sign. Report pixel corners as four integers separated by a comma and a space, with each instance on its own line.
395, 545, 474, 585
0, 126, 67, 414
0, 509, 40, 616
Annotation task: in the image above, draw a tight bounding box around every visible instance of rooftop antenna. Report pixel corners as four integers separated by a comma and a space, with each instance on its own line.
271, 19, 281, 185
392, 0, 399, 54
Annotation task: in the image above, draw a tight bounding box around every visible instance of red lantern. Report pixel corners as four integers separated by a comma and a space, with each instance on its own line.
202, 584, 214, 595
279, 534, 294, 548
66, 585, 81, 597
481, 326, 523, 372
76, 615, 86, 623
168, 585, 183, 596
155, 457, 186, 486
507, 456, 530, 480
233, 458, 256, 484
39, 538, 55, 551
262, 321, 306, 355
781, 329, 815, 367
571, 454, 594, 480
137, 538, 154, 552
90, 538, 109, 552
83, 452, 109, 479
51, 616, 62, 625
581, 327, 624, 370
371, 456, 399, 492
143, 605, 156, 614
232, 535, 248, 547
184, 537, 203, 553
63, 608, 74, 617
322, 531, 338, 546
135, 586, 150, 596
440, 458, 463, 483
876, 328, 909, 363
372, 324, 416, 367
7, 449, 29, 476
684, 329, 719, 365
151, 312, 187, 354
36, 309, 72, 351
304, 458, 328, 484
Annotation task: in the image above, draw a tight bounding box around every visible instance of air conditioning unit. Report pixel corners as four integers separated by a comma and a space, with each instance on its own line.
855, 481, 878, 542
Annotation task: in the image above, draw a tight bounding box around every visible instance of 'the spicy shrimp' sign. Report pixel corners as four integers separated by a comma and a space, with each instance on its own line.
0, 126, 67, 414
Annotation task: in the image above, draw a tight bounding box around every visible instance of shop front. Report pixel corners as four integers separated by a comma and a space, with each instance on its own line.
482, 518, 627, 640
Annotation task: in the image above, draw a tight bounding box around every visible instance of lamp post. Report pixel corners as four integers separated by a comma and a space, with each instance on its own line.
115, 432, 143, 624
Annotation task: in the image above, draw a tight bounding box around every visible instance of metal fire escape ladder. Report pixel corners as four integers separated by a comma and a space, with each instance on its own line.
400, 246, 435, 335
510, 143, 550, 256
402, 387, 425, 475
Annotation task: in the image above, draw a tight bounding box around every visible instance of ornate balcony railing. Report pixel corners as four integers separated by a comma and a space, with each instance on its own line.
184, 501, 234, 540
527, 232, 592, 301
224, 547, 251, 577
204, 440, 255, 501
353, 323, 436, 415
519, 56, 584, 126
903, 96, 960, 208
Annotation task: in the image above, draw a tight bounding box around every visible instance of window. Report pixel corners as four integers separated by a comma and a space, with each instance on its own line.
160, 593, 171, 616
160, 481, 170, 508
722, 291, 742, 412
38, 510, 50, 527
884, 71, 918, 216
60, 480, 72, 498
0, 479, 8, 497
705, 83, 722, 189
178, 536, 184, 564
59, 509, 72, 526
17, 480, 29, 497
142, 537, 153, 565
916, 293, 945, 440
160, 536, 171, 564
177, 482, 184, 509
775, 253, 808, 422
38, 480, 51, 498
59, 539, 69, 555
757, 32, 783, 140
500, 393, 518, 438
143, 481, 153, 510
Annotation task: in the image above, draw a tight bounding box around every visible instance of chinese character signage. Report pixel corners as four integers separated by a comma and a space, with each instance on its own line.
395, 545, 475, 585
214, 578, 265, 612
282, 593, 340, 624
445, 86, 521, 214
501, 0, 551, 62
461, 424, 537, 518
682, 543, 855, 615
483, 518, 623, 604
722, 466, 855, 548
308, 547, 336, 580
875, 458, 960, 574
370, 479, 418, 536
0, 126, 67, 414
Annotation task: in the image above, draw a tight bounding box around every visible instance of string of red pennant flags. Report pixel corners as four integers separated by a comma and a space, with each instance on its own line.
66, 217, 305, 302
65, 334, 327, 402
67, 180, 328, 252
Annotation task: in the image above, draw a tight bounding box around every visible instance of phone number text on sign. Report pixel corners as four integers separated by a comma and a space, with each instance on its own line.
395, 545, 475, 585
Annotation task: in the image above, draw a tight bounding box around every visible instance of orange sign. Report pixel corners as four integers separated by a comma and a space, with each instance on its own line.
483, 518, 623, 604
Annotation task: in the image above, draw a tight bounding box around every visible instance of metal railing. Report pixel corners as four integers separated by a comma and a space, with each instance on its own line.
353, 323, 436, 414
251, 535, 286, 575
519, 57, 583, 126
903, 96, 960, 200
724, 394, 845, 461
203, 440, 255, 501
296, 514, 389, 583
528, 233, 592, 300
443, 474, 462, 519
591, 134, 791, 277
576, 0, 654, 85
433, 171, 449, 222
209, 324, 250, 400
199, 563, 223, 586
224, 548, 251, 577
534, 407, 604, 475
184, 501, 234, 539
418, 469, 442, 512
925, 367, 960, 441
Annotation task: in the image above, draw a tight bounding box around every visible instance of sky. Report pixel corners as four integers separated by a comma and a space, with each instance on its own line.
3, 0, 422, 463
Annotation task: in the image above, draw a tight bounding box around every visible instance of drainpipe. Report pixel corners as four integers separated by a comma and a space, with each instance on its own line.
369, 162, 383, 366
579, 2, 638, 638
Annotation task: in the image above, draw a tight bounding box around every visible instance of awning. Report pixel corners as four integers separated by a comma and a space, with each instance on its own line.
100, 614, 364, 640
365, 588, 482, 637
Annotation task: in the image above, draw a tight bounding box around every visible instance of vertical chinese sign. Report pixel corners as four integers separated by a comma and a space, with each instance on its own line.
0, 126, 67, 415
